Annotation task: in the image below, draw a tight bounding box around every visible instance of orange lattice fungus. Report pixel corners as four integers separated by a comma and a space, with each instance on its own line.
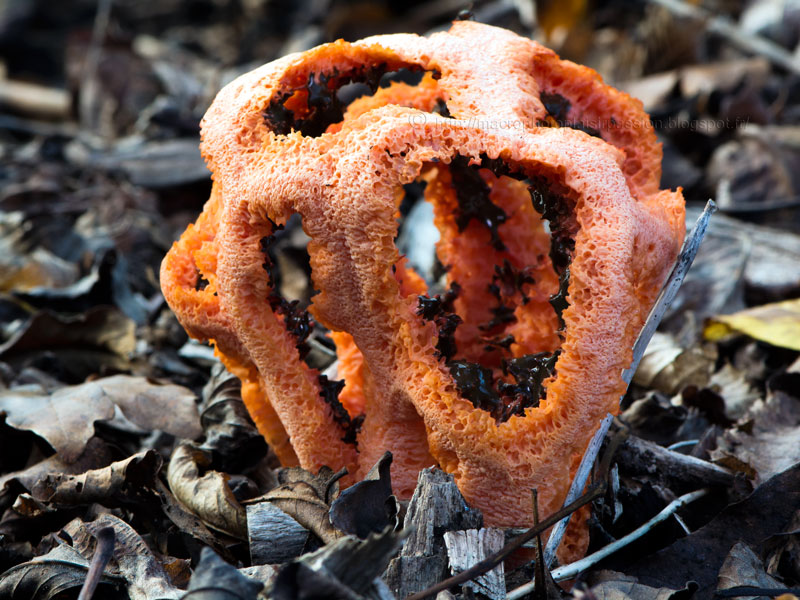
160, 20, 685, 562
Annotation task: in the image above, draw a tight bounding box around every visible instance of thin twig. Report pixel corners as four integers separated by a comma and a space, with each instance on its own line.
646, 0, 800, 75
542, 413, 613, 567
541, 201, 715, 566
666, 439, 698, 452
79, 0, 113, 137
404, 483, 606, 600
716, 586, 800, 598
672, 512, 691, 535
552, 488, 708, 580
622, 199, 716, 386
507, 489, 710, 598
77, 526, 116, 600
531, 489, 546, 599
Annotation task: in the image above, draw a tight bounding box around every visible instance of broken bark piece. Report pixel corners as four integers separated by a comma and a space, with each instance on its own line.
384, 468, 482, 598
443, 528, 505, 600
271, 528, 404, 600
238, 564, 278, 588
187, 548, 263, 598
246, 502, 310, 564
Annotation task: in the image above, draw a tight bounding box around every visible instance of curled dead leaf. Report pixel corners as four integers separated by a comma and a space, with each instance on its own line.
0, 383, 114, 463
0, 436, 116, 503
633, 332, 716, 396
252, 466, 346, 545
155, 479, 240, 558
581, 570, 698, 600
329, 451, 398, 539
198, 363, 269, 474
30, 450, 161, 506
0, 306, 135, 363
0, 210, 80, 292
167, 442, 247, 539
94, 375, 202, 439
764, 510, 800, 586
270, 527, 405, 600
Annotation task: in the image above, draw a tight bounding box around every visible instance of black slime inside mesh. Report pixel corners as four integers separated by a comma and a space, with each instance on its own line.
263, 65, 442, 137
418, 155, 577, 422
261, 76, 584, 423
538, 91, 603, 138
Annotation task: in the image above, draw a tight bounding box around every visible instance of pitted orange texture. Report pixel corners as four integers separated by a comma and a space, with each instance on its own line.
161, 21, 685, 563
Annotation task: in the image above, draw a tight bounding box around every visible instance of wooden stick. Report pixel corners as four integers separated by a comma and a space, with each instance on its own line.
77, 527, 115, 600
617, 434, 735, 490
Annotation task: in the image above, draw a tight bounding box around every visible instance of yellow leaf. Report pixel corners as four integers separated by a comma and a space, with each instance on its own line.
704, 298, 800, 351
536, 0, 587, 41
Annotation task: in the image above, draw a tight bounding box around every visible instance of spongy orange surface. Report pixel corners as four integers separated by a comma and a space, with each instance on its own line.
160, 20, 685, 563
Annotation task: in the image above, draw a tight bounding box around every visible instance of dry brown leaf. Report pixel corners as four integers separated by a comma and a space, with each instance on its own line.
633, 332, 716, 395
271, 527, 405, 599
198, 363, 270, 475
0, 306, 135, 359
183, 547, 263, 599
94, 375, 201, 439
166, 442, 247, 539
680, 58, 770, 99
619, 58, 769, 113
717, 542, 782, 596
260, 484, 341, 545
711, 376, 800, 482
0, 376, 200, 462
11, 493, 55, 519
764, 509, 800, 587
708, 363, 761, 421
660, 214, 749, 340
155, 478, 238, 555
673, 208, 800, 327
623, 464, 800, 596
0, 212, 80, 293
329, 451, 398, 539
0, 383, 114, 463
583, 570, 698, 600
